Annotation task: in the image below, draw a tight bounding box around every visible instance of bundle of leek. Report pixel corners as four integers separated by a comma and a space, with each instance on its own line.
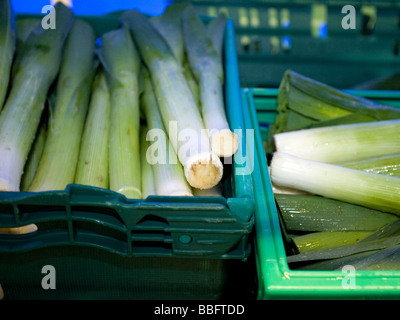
28, 19, 96, 192
98, 26, 142, 199
0, 0, 15, 110
122, 9, 223, 190
0, 3, 74, 192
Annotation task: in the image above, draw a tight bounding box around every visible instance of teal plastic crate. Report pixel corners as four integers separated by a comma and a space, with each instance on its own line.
0, 12, 256, 300
241, 87, 400, 300
179, 0, 400, 89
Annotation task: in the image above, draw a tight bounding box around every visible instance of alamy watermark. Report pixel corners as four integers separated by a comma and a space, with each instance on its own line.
341, 265, 356, 289
341, 5, 356, 30
41, 5, 56, 30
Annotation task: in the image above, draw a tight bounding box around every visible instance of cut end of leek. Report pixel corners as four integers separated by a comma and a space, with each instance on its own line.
211, 129, 239, 158
0, 224, 38, 234
184, 152, 223, 190
116, 185, 142, 199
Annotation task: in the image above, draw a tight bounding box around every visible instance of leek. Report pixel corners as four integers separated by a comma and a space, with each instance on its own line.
122, 10, 223, 190
28, 19, 96, 192
274, 119, 400, 164
183, 57, 200, 106
20, 115, 47, 191
98, 26, 142, 199
267, 70, 400, 153
16, 18, 40, 45
0, 3, 73, 192
140, 126, 156, 199
75, 69, 110, 189
287, 221, 400, 264
276, 194, 399, 232
149, 2, 188, 65
341, 154, 400, 177
270, 152, 400, 216
206, 12, 227, 59
149, 2, 200, 105
0, 0, 16, 110
292, 231, 373, 254
141, 68, 193, 197
182, 6, 238, 158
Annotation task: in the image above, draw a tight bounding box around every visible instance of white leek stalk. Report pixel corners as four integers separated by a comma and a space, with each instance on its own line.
122, 10, 223, 190
142, 68, 193, 197
0, 3, 73, 192
28, 19, 96, 192
140, 126, 156, 199
98, 26, 142, 199
182, 6, 238, 158
0, 0, 16, 110
274, 119, 400, 164
270, 152, 400, 216
75, 69, 110, 189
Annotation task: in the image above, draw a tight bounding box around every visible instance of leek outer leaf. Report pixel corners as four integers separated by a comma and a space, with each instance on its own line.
274, 119, 400, 164
141, 68, 193, 197
122, 9, 223, 190
75, 69, 110, 189
182, 5, 238, 158
0, 3, 74, 192
0, 0, 16, 110
270, 152, 400, 216
98, 26, 142, 199
28, 19, 96, 192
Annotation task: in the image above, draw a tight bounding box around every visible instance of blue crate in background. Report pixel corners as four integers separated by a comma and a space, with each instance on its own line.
181, 0, 400, 89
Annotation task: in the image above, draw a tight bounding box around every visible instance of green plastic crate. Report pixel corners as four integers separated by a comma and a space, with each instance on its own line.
241, 87, 400, 299
179, 0, 400, 89
0, 12, 256, 300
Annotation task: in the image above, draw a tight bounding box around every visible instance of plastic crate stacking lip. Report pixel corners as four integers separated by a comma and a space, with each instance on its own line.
182, 0, 400, 89
242, 87, 400, 300
0, 13, 255, 260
